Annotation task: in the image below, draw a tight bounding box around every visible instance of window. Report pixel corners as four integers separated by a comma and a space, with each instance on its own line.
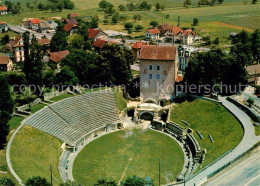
148, 65, 153, 71
156, 74, 161, 80
149, 74, 152, 80
156, 65, 161, 71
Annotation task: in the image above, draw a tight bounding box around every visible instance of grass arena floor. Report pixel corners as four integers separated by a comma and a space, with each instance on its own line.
73, 129, 184, 185
170, 98, 244, 169
10, 125, 63, 185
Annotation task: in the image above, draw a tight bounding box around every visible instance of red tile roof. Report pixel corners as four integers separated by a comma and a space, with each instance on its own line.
49, 50, 70, 63
0, 21, 7, 25
29, 18, 40, 24
0, 6, 7, 11
88, 28, 101, 39
172, 26, 183, 35
139, 45, 176, 61
146, 28, 160, 35
0, 56, 10, 65
132, 41, 148, 49
159, 24, 172, 31
183, 29, 196, 37
69, 13, 79, 18
38, 38, 50, 46
92, 39, 106, 48
65, 18, 78, 25
6, 35, 22, 48
176, 75, 184, 83
64, 23, 77, 32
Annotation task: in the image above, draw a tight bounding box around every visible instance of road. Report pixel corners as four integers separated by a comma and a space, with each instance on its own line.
205, 150, 260, 186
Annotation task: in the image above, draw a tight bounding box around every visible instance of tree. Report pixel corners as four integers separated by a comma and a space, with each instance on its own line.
25, 176, 50, 186
213, 37, 219, 45
251, 29, 260, 63
103, 19, 109, 25
202, 35, 211, 45
0, 74, 14, 148
43, 70, 56, 88
135, 25, 144, 32
183, 0, 192, 7
23, 32, 44, 95
1, 34, 10, 44
126, 3, 135, 11
133, 14, 141, 21
99, 0, 108, 10
252, 0, 257, 4
44, 3, 50, 12
56, 66, 78, 88
94, 179, 116, 186
166, 14, 170, 19
155, 3, 161, 11
50, 22, 68, 52
124, 175, 145, 186
70, 34, 84, 49
218, 0, 224, 3
57, 0, 64, 11
64, 0, 75, 9
91, 15, 100, 28
192, 17, 199, 26
105, 5, 115, 15
124, 22, 133, 30
118, 4, 126, 11
247, 98, 255, 107
150, 20, 158, 28
111, 12, 120, 24
139, 1, 152, 10
120, 15, 128, 23
51, 3, 57, 11
60, 180, 81, 186
0, 177, 15, 186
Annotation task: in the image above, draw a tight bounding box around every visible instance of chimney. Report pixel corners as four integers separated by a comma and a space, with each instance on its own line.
177, 16, 180, 27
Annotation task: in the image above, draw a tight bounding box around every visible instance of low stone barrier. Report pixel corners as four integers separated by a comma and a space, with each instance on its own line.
43, 89, 69, 101
15, 98, 42, 114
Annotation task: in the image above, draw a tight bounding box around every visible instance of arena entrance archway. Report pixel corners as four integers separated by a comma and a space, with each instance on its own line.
139, 112, 154, 121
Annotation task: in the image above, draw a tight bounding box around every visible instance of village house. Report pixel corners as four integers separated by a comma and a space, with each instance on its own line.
38, 38, 51, 49
0, 21, 8, 33
182, 29, 196, 45
49, 50, 70, 70
88, 28, 108, 41
69, 13, 79, 19
25, 18, 41, 30
158, 23, 172, 34
92, 39, 107, 49
145, 28, 160, 41
246, 64, 260, 85
0, 5, 8, 15
64, 23, 78, 35
64, 18, 78, 25
0, 56, 13, 71
6, 35, 25, 62
132, 41, 148, 59
38, 21, 51, 33
139, 45, 178, 99
165, 26, 197, 45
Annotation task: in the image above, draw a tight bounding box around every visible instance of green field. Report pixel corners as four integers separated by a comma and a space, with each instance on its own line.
170, 98, 243, 168
10, 125, 63, 185
114, 87, 127, 111
8, 116, 24, 130
73, 129, 184, 185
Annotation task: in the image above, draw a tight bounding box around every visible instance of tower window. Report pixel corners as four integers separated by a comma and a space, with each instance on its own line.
156, 74, 161, 80
149, 74, 152, 80
148, 65, 153, 71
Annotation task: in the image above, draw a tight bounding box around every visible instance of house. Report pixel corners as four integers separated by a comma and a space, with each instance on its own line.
26, 18, 41, 30
49, 21, 58, 30
145, 28, 160, 41
38, 21, 51, 32
88, 28, 107, 41
0, 5, 8, 15
139, 45, 178, 99
246, 64, 260, 85
132, 41, 148, 59
92, 39, 107, 49
178, 46, 196, 71
49, 50, 70, 69
165, 26, 183, 42
0, 56, 13, 71
6, 35, 25, 62
65, 18, 78, 25
0, 21, 8, 33
64, 23, 78, 35
158, 24, 172, 34
69, 13, 79, 19
182, 29, 196, 45
38, 38, 50, 48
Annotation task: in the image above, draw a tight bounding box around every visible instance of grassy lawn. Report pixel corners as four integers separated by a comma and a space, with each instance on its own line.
131, 69, 140, 76
26, 103, 47, 114
170, 98, 243, 169
73, 129, 184, 185
114, 87, 127, 112
50, 93, 74, 102
8, 116, 24, 130
10, 125, 63, 185
255, 126, 260, 136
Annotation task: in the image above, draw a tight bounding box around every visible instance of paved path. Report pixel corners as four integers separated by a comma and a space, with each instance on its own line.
172, 96, 260, 186
205, 150, 260, 186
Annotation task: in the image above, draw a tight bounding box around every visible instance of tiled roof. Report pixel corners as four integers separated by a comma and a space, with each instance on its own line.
39, 21, 50, 29
29, 18, 40, 24
92, 39, 106, 48
88, 28, 101, 39
0, 21, 7, 25
0, 6, 7, 11
159, 24, 172, 31
38, 38, 50, 46
146, 28, 160, 35
0, 56, 10, 64
172, 26, 183, 35
183, 29, 196, 37
6, 35, 22, 48
49, 50, 70, 63
176, 75, 184, 82
132, 41, 148, 49
65, 18, 78, 25
69, 13, 79, 18
64, 23, 77, 32
246, 64, 260, 76
139, 45, 176, 61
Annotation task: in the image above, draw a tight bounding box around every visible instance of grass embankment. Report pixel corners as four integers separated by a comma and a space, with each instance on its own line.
114, 87, 127, 112
255, 126, 260, 136
50, 93, 74, 102
73, 129, 184, 185
10, 125, 63, 185
170, 98, 243, 169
